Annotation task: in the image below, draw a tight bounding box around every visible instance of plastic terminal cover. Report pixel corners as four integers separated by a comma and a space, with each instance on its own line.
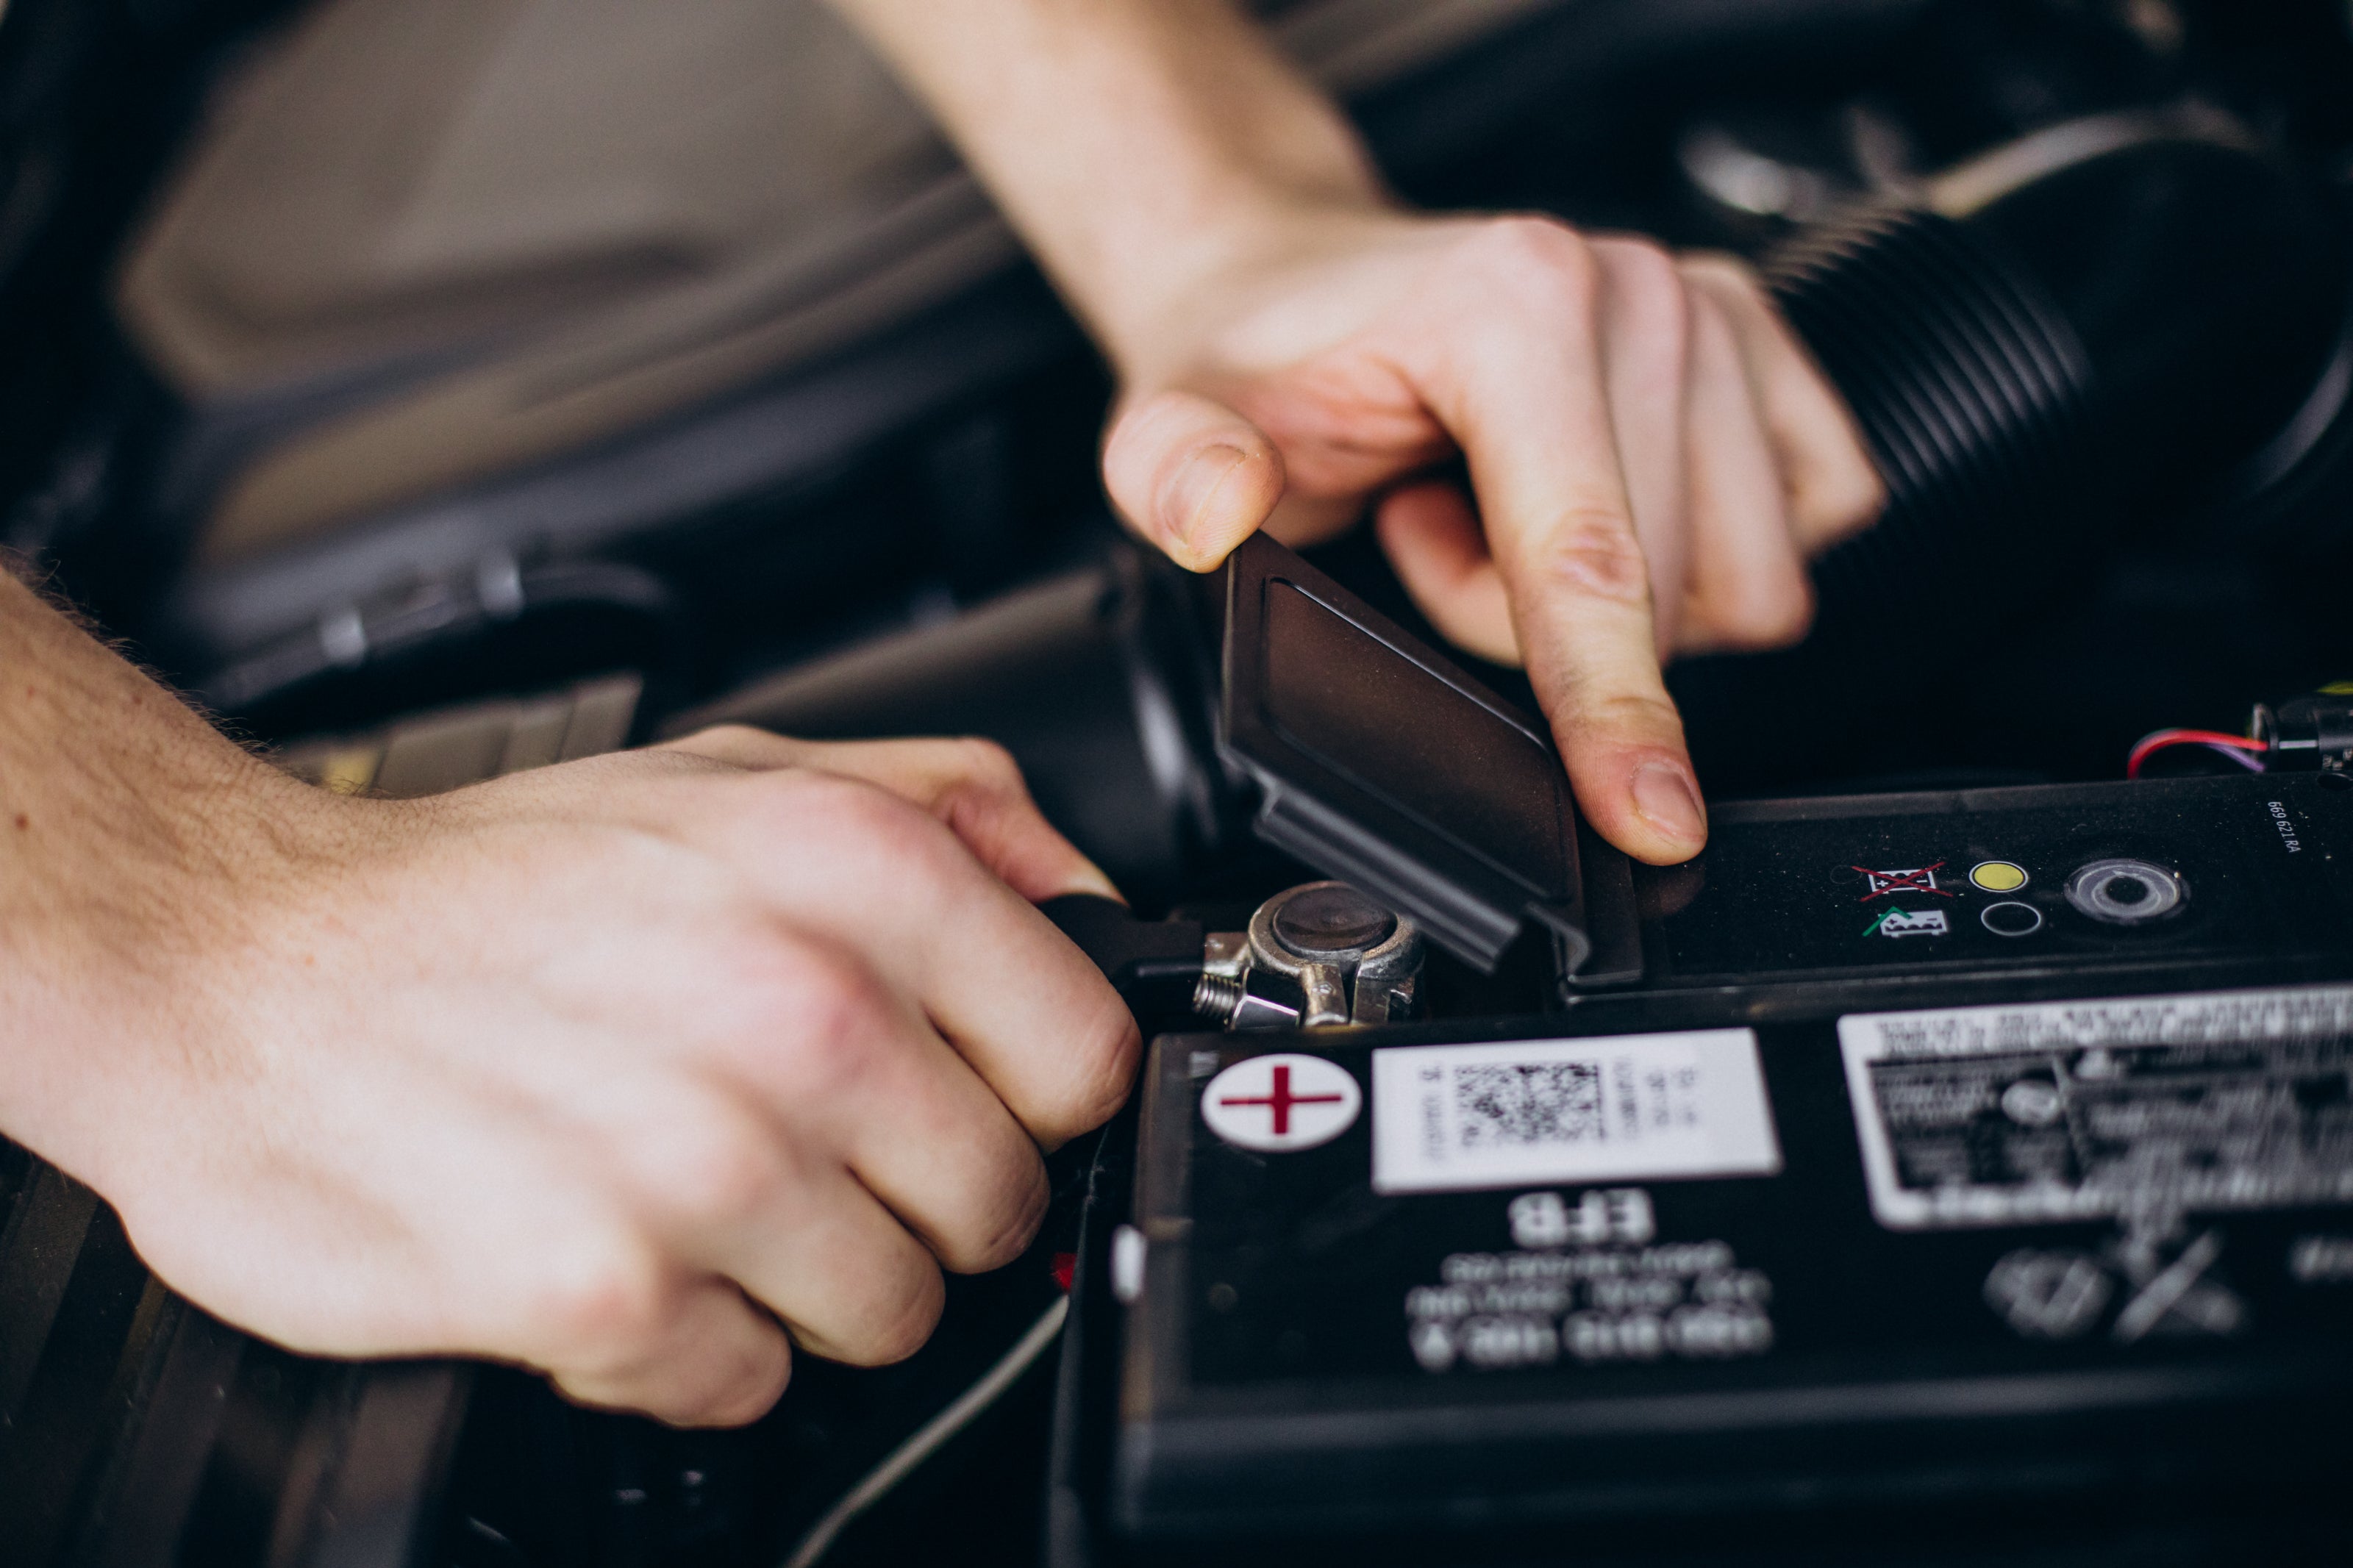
1218, 534, 1596, 975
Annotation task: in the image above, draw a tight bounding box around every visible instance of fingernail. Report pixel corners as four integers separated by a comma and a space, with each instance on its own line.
1066, 859, 1126, 905
1630, 762, 1705, 848
1160, 444, 1249, 558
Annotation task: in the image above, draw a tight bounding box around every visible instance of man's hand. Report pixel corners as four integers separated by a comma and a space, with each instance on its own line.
0, 574, 1135, 1427
826, 0, 1885, 865
1102, 226, 1882, 864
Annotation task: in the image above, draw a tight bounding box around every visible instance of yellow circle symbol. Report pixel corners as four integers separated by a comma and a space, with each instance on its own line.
1971, 861, 2029, 893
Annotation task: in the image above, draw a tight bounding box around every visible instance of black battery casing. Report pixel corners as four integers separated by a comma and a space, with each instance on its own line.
1061, 772, 2353, 1561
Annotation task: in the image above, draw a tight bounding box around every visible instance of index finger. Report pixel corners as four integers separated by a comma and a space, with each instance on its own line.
1393, 220, 1706, 864
659, 726, 1121, 903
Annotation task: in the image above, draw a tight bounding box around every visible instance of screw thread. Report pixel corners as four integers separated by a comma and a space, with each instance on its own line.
1192, 971, 1244, 1024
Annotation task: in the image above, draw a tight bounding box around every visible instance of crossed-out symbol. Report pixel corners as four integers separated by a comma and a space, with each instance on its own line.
1854, 861, 1951, 902
1217, 1064, 1346, 1135
1985, 1228, 2243, 1343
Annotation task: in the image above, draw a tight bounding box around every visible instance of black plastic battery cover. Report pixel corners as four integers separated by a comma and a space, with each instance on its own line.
1219, 534, 1599, 975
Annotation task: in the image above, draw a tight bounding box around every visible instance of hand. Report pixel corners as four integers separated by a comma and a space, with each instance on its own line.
12, 719, 1135, 1428
817, 0, 1881, 864
1101, 216, 1883, 865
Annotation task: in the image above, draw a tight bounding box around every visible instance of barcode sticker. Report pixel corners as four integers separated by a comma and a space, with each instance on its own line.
1370, 1031, 1782, 1195
1840, 983, 2353, 1231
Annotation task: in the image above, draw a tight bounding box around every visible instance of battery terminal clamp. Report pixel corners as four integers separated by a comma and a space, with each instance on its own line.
1193, 881, 1424, 1031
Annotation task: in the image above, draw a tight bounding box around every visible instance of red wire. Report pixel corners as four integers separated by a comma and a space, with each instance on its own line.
2126, 728, 2268, 779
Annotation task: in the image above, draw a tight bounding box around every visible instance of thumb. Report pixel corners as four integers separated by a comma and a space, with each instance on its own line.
1102, 389, 1285, 571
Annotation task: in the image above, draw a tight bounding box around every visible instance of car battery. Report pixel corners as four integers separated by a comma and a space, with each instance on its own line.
1048, 539, 2353, 1564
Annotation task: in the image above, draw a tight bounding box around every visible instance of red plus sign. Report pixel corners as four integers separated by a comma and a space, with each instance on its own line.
1218, 1064, 1346, 1135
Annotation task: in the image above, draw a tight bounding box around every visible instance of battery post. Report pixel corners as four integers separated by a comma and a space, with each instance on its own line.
1192, 881, 1424, 1031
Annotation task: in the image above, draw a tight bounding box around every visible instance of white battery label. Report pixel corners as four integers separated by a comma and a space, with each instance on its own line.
1840, 984, 2353, 1230
1370, 1030, 1782, 1195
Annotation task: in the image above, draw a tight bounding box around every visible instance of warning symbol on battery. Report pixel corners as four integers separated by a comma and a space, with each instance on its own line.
1865, 906, 1950, 939
1854, 862, 1951, 901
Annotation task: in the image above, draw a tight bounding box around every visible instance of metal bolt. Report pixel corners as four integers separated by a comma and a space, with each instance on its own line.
1193, 971, 1246, 1025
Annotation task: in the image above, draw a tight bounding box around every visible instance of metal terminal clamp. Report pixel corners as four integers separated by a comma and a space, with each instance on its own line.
1192, 881, 1424, 1030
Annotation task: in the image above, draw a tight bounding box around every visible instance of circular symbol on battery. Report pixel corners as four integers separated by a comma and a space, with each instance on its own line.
1200, 1054, 1361, 1153
1971, 860, 2029, 893
2065, 858, 2185, 925
1980, 901, 2044, 937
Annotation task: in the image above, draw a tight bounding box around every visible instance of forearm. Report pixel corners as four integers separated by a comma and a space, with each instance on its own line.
824, 0, 1390, 375
0, 569, 301, 1170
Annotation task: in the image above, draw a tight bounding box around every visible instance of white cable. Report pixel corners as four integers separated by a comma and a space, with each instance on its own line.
779, 1294, 1071, 1568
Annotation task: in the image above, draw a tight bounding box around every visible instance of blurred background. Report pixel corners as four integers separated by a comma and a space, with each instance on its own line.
1, 0, 2350, 809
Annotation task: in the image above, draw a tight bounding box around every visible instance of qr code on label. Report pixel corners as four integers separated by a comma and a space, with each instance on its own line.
1453, 1062, 1604, 1148
1371, 1031, 1782, 1195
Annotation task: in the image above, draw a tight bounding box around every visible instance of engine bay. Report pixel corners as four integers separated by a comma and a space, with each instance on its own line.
4, 3, 2353, 1566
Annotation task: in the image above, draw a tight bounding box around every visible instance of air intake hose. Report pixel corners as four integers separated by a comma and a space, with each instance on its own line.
1674, 117, 2349, 781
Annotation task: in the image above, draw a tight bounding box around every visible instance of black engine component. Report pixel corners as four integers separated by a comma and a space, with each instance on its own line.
1787, 122, 2344, 531
2252, 687, 2353, 771
1674, 119, 2352, 785
664, 548, 1233, 908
